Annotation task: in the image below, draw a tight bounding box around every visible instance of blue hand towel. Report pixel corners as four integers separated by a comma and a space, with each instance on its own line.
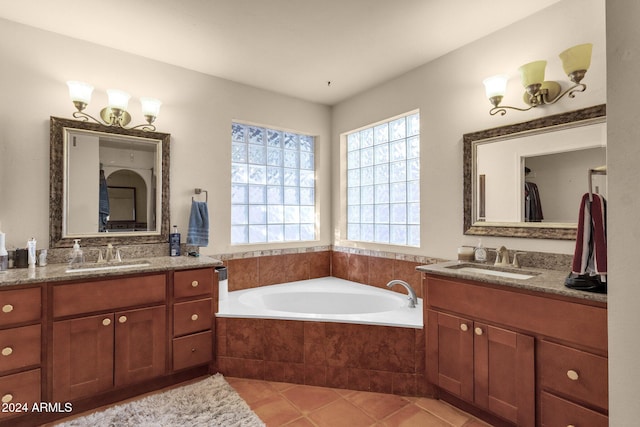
187, 200, 209, 247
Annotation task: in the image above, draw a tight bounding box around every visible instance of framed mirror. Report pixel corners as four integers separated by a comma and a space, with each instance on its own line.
463, 104, 606, 240
50, 117, 170, 248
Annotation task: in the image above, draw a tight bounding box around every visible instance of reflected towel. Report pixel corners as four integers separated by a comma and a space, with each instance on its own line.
571, 193, 607, 280
187, 200, 209, 247
99, 169, 110, 231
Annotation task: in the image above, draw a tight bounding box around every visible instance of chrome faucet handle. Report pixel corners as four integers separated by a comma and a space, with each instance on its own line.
512, 252, 526, 268
115, 248, 122, 263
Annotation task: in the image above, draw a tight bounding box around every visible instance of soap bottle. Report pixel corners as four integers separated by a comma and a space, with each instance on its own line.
474, 239, 487, 263
170, 225, 181, 257
69, 239, 84, 268
0, 223, 7, 271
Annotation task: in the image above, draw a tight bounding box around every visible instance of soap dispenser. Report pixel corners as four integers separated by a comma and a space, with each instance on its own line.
69, 239, 84, 269
0, 222, 7, 271
474, 239, 487, 263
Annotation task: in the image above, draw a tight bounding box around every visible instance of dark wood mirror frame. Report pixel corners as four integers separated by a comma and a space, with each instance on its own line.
49, 117, 170, 248
463, 104, 606, 240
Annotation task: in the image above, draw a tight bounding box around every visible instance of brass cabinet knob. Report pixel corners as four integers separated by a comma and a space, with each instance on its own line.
1, 347, 13, 356
191, 280, 199, 288
1, 393, 12, 403
191, 314, 199, 321
567, 370, 579, 381
474, 327, 484, 336
191, 348, 197, 353
118, 315, 128, 324
102, 318, 111, 326
2, 304, 13, 313
460, 323, 468, 332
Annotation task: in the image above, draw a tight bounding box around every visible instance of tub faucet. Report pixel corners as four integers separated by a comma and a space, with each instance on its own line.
386, 280, 418, 308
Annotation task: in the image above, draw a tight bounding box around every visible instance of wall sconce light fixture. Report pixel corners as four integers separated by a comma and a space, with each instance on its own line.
66, 81, 162, 131
483, 43, 593, 116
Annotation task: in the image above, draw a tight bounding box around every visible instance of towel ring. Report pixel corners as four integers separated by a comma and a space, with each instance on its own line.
193, 188, 208, 203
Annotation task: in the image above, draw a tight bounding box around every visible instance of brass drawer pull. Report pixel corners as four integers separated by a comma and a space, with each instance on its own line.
474, 327, 484, 336
191, 348, 197, 353
567, 370, 579, 381
460, 323, 468, 332
2, 304, 13, 313
1, 346, 13, 356
118, 316, 128, 324
1, 393, 13, 403
191, 280, 199, 288
102, 318, 111, 326
191, 314, 199, 321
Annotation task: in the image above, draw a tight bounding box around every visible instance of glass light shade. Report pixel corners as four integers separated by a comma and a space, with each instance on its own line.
483, 75, 509, 98
518, 60, 547, 88
106, 89, 131, 111
66, 81, 94, 104
140, 97, 162, 117
559, 43, 593, 75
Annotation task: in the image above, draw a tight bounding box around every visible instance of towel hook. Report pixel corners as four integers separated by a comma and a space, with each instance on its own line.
193, 188, 208, 203
588, 166, 607, 202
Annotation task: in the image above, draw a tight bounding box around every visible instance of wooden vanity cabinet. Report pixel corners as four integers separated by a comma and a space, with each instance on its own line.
424, 274, 608, 426
427, 310, 534, 426
171, 268, 214, 371
51, 274, 167, 402
0, 287, 42, 422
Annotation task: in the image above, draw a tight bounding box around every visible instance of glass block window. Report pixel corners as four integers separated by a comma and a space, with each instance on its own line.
231, 122, 316, 244
346, 112, 420, 247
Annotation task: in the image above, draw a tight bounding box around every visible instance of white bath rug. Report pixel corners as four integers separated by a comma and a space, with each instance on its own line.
56, 374, 265, 427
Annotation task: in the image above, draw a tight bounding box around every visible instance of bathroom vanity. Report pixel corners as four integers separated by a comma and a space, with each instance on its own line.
0, 256, 221, 426
419, 262, 608, 427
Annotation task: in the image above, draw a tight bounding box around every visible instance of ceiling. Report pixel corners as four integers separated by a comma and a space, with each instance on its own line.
0, 0, 561, 105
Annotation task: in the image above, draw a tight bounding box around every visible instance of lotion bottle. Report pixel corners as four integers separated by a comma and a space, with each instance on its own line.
27, 238, 37, 268
170, 225, 181, 256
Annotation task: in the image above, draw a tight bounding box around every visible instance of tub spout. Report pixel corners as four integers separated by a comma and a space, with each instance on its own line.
386, 280, 417, 308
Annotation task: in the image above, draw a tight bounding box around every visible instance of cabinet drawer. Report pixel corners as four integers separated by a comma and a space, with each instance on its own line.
172, 331, 212, 371
174, 269, 213, 299
541, 392, 607, 427
0, 287, 41, 327
0, 324, 41, 373
539, 340, 608, 410
53, 274, 166, 317
173, 298, 212, 337
0, 369, 41, 420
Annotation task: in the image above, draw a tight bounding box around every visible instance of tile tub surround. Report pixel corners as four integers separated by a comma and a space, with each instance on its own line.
216, 318, 427, 397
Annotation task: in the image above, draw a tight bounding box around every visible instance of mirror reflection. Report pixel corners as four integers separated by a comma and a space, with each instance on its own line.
463, 104, 606, 240
50, 117, 170, 248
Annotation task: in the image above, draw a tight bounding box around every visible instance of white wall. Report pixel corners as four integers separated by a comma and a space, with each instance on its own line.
332, 0, 606, 259
606, 0, 640, 423
0, 18, 332, 254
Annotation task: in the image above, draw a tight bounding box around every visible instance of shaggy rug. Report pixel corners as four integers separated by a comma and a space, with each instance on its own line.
56, 374, 265, 427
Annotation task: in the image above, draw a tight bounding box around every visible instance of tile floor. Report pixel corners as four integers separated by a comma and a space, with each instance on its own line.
227, 377, 492, 427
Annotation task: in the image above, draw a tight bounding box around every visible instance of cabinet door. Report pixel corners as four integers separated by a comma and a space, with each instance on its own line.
114, 305, 166, 386
53, 314, 114, 402
474, 323, 535, 427
427, 310, 473, 402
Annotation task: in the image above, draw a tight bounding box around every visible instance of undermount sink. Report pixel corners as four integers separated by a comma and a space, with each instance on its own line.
445, 263, 540, 280
65, 261, 151, 273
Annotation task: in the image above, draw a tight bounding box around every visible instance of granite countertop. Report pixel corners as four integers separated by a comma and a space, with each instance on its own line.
0, 255, 223, 287
418, 260, 607, 303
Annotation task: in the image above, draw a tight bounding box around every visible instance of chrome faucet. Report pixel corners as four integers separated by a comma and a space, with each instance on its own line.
386, 280, 418, 308
494, 246, 509, 266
